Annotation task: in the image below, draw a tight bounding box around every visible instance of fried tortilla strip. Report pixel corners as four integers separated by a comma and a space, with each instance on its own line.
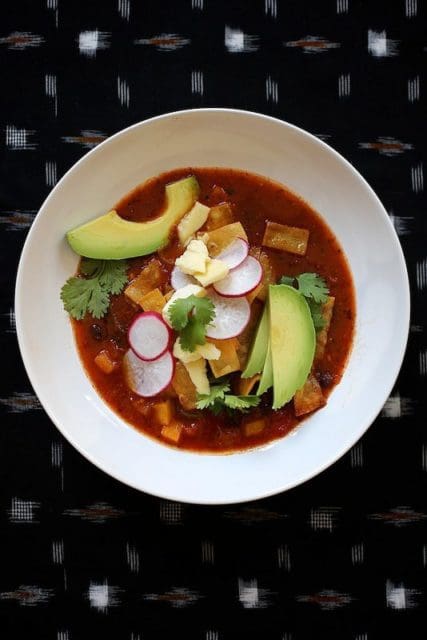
294, 374, 326, 416
315, 296, 335, 360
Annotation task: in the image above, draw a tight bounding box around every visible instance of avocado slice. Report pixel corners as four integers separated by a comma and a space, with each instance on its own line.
257, 338, 273, 395
66, 175, 199, 260
269, 284, 316, 409
241, 304, 269, 378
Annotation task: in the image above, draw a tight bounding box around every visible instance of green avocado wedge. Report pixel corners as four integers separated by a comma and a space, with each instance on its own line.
66, 175, 200, 260
269, 284, 316, 410
257, 338, 273, 395
241, 304, 269, 378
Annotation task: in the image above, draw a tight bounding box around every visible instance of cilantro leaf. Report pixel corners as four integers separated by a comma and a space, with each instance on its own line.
98, 260, 129, 295
180, 317, 208, 351
61, 259, 128, 320
80, 258, 103, 277
61, 277, 108, 320
196, 382, 230, 410
86, 281, 110, 319
168, 295, 215, 351
222, 395, 261, 411
278, 272, 329, 331
196, 381, 260, 414
295, 273, 329, 304
306, 299, 326, 330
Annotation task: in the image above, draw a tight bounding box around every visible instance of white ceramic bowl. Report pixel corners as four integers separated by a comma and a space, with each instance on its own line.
15, 109, 410, 504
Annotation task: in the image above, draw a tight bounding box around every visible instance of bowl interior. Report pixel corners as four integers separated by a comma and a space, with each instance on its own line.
15, 109, 409, 504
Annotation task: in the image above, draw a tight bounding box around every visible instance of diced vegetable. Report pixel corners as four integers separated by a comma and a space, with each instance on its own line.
123, 349, 175, 397
152, 399, 174, 426
161, 421, 183, 444
183, 358, 210, 395
294, 374, 326, 416
208, 338, 241, 378
262, 221, 309, 256
249, 248, 275, 301
177, 202, 210, 245
205, 222, 248, 256
171, 361, 198, 410
124, 259, 164, 305
128, 312, 171, 361
140, 288, 167, 313
173, 338, 220, 364
243, 418, 266, 437
193, 258, 229, 287
94, 349, 118, 374
175, 239, 209, 275
315, 296, 335, 360
205, 290, 250, 340
237, 374, 261, 396
205, 202, 234, 231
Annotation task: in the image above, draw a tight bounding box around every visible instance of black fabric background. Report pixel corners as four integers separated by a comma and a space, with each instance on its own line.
1, 1, 426, 638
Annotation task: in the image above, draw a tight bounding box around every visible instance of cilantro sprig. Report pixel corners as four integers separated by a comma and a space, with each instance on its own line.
61, 258, 128, 320
168, 295, 215, 352
196, 381, 261, 415
279, 272, 329, 330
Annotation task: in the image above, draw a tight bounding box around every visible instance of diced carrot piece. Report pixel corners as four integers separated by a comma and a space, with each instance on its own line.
152, 399, 174, 426
161, 421, 183, 444
294, 374, 326, 416
94, 350, 118, 374
140, 288, 167, 313
205, 203, 234, 231
237, 374, 261, 396
243, 418, 266, 437
208, 338, 241, 378
124, 259, 164, 305
205, 222, 248, 256
315, 297, 335, 360
262, 221, 309, 256
172, 361, 198, 410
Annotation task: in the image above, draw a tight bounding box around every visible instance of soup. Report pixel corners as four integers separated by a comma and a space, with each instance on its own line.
62, 167, 355, 453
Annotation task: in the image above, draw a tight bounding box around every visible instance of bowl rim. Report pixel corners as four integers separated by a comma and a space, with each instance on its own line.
15, 108, 411, 503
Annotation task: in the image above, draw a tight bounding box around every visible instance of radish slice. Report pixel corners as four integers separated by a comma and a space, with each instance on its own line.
213, 256, 263, 298
216, 237, 249, 269
128, 312, 172, 361
123, 349, 175, 397
170, 265, 197, 290
205, 290, 250, 340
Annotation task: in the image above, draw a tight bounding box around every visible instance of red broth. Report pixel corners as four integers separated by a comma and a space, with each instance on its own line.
73, 167, 355, 453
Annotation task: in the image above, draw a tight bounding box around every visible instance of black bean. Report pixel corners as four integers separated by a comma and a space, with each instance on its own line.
318, 371, 334, 388
90, 323, 106, 341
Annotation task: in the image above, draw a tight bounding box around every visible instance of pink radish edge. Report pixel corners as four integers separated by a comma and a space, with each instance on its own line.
123, 349, 176, 398
216, 237, 249, 269
127, 311, 173, 362
213, 255, 263, 298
